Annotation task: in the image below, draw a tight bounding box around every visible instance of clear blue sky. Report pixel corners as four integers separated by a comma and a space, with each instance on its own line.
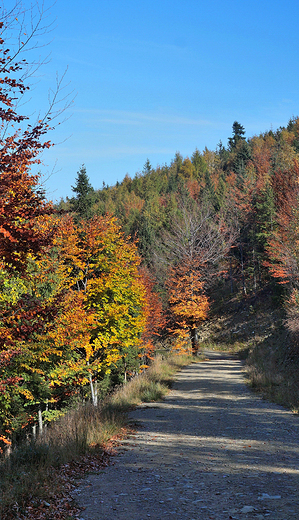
13, 0, 299, 201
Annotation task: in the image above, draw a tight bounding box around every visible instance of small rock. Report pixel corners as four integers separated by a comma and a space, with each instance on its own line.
240, 505, 255, 513
258, 493, 281, 500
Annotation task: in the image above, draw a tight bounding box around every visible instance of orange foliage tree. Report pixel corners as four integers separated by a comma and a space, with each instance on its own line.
0, 5, 67, 271
139, 266, 165, 364
0, 6, 64, 442
34, 214, 147, 404
157, 201, 231, 353
264, 161, 299, 335
266, 160, 299, 285
166, 257, 209, 353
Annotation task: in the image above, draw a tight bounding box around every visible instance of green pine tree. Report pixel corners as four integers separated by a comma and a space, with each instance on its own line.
70, 165, 94, 219
228, 121, 246, 151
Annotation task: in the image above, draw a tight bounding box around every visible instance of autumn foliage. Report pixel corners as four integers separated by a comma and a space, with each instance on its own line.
139, 266, 165, 362
2, 8, 299, 451
0, 11, 153, 445
166, 258, 209, 353
0, 212, 151, 437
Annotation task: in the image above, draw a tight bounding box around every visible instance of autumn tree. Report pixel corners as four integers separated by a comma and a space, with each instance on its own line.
0, 2, 71, 270
0, 2, 71, 442
45, 214, 147, 401
157, 200, 234, 350
26, 214, 147, 405
139, 266, 165, 364
158, 200, 235, 284
166, 257, 209, 353
80, 215, 147, 391
266, 160, 299, 286
0, 10, 55, 270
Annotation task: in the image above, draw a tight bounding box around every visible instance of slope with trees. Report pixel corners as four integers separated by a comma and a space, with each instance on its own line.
58, 116, 299, 364
2, 1, 299, 449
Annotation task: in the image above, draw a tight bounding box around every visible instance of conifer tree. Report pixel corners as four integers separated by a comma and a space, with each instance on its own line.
70, 165, 94, 219
228, 121, 246, 150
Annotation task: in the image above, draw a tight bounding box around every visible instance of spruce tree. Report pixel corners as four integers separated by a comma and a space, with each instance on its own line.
228, 121, 246, 150
70, 165, 94, 219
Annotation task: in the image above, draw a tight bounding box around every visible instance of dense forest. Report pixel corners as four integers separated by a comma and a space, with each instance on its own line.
2, 4, 299, 455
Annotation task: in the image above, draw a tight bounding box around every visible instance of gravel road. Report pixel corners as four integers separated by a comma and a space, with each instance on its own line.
73, 352, 299, 519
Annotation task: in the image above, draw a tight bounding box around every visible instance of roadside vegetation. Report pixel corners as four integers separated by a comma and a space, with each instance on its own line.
0, 353, 191, 519
199, 284, 299, 414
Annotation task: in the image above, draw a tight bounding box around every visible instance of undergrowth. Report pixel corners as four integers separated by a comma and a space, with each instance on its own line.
0, 353, 191, 517
201, 284, 299, 414
244, 329, 299, 413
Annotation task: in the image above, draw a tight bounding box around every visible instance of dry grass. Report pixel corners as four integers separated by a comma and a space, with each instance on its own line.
111, 353, 191, 409
244, 333, 299, 414
0, 352, 191, 514
200, 285, 299, 414
0, 403, 125, 514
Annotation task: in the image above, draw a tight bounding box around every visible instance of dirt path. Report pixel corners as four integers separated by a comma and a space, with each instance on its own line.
73, 352, 299, 519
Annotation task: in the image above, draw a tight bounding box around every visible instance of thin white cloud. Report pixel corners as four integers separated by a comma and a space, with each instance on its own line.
73, 108, 214, 127
56, 33, 188, 56
46, 144, 175, 160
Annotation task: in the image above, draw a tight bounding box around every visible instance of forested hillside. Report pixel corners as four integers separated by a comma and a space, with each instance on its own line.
59, 116, 299, 402
3, 109, 299, 452
59, 116, 299, 307
2, 1, 299, 453
58, 117, 299, 302
56, 117, 299, 402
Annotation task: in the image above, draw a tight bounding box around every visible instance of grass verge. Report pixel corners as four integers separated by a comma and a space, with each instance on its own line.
244, 329, 299, 414
199, 287, 299, 414
0, 353, 191, 519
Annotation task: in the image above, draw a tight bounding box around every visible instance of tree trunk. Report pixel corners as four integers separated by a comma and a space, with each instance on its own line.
239, 243, 247, 296
89, 374, 98, 406
38, 407, 43, 435
190, 328, 199, 355
124, 358, 127, 383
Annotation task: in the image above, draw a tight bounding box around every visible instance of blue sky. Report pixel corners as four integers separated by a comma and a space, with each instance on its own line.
10, 0, 299, 201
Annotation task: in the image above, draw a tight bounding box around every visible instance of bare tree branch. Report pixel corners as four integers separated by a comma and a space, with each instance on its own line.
155, 200, 237, 284
0, 1, 74, 145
